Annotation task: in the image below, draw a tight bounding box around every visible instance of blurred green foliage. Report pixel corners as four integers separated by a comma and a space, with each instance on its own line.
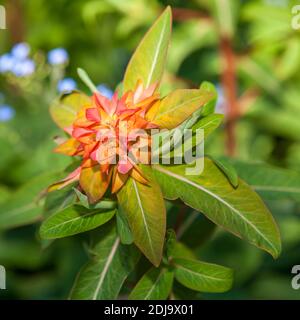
0, 0, 300, 299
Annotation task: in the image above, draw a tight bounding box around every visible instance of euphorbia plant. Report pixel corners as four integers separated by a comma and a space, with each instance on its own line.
40, 7, 281, 300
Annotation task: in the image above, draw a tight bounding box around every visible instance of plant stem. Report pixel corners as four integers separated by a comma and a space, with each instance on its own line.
220, 37, 238, 157
6, 0, 25, 42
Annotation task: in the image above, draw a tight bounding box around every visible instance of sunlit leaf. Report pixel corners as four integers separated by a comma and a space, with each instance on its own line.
153, 158, 281, 258
123, 6, 172, 91
147, 87, 215, 129
117, 166, 166, 266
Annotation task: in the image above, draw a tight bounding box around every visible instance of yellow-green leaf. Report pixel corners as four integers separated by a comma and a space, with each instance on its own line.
117, 166, 166, 266
123, 7, 172, 91
79, 166, 111, 204
147, 87, 216, 129
50, 91, 91, 130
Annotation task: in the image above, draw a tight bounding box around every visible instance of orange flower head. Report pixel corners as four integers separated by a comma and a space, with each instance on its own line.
53, 80, 160, 202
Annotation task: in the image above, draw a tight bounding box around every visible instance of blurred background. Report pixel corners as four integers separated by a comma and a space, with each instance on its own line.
0, 0, 300, 299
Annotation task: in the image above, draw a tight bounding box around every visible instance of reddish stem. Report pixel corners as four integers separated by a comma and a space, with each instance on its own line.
220, 37, 238, 157
6, 0, 25, 43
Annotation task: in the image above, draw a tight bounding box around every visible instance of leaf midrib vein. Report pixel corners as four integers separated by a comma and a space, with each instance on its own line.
155, 165, 277, 253
132, 179, 155, 259
92, 237, 120, 300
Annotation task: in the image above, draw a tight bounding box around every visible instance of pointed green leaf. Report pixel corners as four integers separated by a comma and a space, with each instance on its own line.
40, 205, 115, 239
77, 68, 98, 93
230, 160, 300, 201
123, 7, 172, 91
149, 87, 216, 129
174, 258, 233, 293
50, 91, 91, 130
153, 158, 281, 258
129, 267, 174, 300
117, 166, 166, 266
70, 222, 140, 300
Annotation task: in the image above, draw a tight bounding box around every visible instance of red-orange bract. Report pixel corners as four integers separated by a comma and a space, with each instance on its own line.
51, 80, 161, 203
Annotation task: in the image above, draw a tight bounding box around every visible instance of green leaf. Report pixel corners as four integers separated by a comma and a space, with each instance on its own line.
161, 113, 223, 160
123, 6, 172, 91
0, 171, 63, 230
50, 91, 91, 130
77, 68, 98, 93
40, 205, 115, 239
192, 113, 223, 138
149, 87, 216, 129
200, 82, 218, 116
211, 157, 239, 188
73, 188, 117, 210
153, 158, 281, 258
70, 222, 140, 300
230, 160, 300, 201
174, 258, 233, 293
44, 185, 77, 217
129, 267, 174, 300
116, 206, 134, 245
117, 166, 166, 266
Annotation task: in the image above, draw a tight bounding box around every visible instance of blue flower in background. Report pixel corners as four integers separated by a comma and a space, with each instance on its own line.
97, 84, 114, 99
57, 78, 77, 93
0, 42, 35, 77
0, 105, 15, 122
0, 53, 15, 73
48, 48, 69, 65
11, 42, 30, 60
12, 59, 35, 77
